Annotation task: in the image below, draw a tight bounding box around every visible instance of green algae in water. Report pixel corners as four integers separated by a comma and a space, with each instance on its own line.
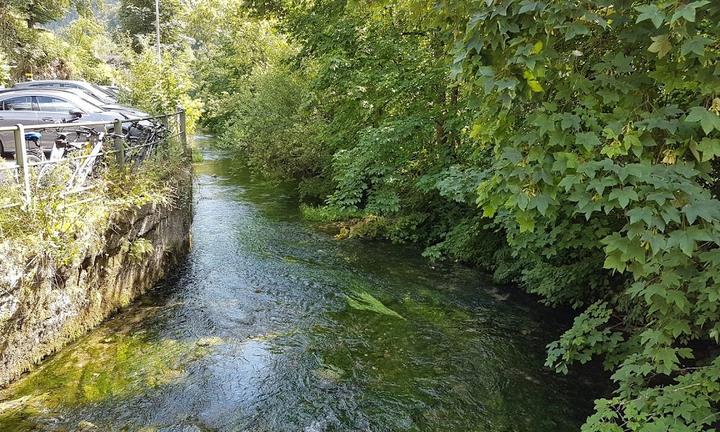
0, 328, 220, 430
346, 290, 405, 320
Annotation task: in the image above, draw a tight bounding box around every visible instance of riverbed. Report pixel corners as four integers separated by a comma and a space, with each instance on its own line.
0, 144, 597, 431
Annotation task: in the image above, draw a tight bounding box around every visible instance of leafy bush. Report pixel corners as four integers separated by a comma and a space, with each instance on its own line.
219, 62, 328, 187
61, 15, 125, 84
118, 0, 184, 52
447, 1, 720, 430
125, 46, 202, 134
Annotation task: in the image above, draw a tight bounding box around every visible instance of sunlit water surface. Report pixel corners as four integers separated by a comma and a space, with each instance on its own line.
0, 141, 598, 431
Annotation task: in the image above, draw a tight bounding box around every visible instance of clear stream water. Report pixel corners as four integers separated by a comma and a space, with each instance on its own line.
0, 144, 599, 431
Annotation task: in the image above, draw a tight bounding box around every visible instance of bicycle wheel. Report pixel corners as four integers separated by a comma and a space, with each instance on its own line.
26, 147, 45, 164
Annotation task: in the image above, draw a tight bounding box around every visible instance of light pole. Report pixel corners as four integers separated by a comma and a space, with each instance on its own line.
155, 0, 162, 64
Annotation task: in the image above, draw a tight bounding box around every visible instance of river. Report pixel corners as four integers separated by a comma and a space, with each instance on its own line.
0, 143, 598, 431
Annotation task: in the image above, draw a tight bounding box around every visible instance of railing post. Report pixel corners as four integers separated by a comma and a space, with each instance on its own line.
113, 119, 125, 168
13, 124, 32, 207
178, 108, 189, 160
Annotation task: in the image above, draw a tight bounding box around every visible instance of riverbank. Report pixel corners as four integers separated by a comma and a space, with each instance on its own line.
0, 159, 193, 388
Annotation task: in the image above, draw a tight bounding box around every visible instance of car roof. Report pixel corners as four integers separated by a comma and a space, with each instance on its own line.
14, 80, 88, 86
14, 80, 116, 99
0, 88, 89, 97
25, 86, 105, 101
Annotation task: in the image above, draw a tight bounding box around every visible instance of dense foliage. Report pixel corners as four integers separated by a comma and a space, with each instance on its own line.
125, 46, 202, 133
447, 3, 720, 430
2, 0, 718, 429
0, 0, 200, 131
0, 0, 123, 83
197, 1, 720, 430
118, 0, 182, 51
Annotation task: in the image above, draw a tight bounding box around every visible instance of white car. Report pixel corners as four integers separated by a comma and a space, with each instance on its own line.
13, 80, 118, 105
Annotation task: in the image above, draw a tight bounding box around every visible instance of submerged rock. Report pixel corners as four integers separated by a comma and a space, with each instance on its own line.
312, 365, 344, 390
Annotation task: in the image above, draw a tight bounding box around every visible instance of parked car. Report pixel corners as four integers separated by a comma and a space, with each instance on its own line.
102, 85, 123, 98
0, 89, 130, 156
30, 87, 150, 119
13, 80, 117, 105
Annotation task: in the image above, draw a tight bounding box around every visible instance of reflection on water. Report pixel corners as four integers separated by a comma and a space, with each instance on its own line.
0, 141, 599, 431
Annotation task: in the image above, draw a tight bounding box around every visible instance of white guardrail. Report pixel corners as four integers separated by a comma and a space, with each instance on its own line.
0, 110, 188, 210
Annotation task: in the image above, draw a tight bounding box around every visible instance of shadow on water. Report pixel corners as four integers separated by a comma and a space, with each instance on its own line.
0, 139, 602, 431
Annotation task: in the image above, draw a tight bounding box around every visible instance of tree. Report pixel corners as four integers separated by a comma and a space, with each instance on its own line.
14, 0, 72, 28
118, 0, 182, 52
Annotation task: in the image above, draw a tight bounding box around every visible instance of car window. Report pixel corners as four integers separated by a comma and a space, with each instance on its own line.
0, 96, 33, 111
35, 96, 77, 113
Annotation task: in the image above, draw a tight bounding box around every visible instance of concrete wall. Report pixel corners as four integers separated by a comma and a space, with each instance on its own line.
0, 182, 192, 388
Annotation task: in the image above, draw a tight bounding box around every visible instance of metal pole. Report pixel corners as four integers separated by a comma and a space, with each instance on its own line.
113, 119, 125, 168
155, 0, 162, 64
13, 125, 32, 207
178, 109, 189, 160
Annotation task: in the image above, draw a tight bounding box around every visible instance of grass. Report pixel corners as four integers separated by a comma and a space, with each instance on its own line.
0, 144, 190, 270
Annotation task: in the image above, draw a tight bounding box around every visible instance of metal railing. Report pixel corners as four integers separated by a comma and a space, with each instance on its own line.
0, 109, 188, 210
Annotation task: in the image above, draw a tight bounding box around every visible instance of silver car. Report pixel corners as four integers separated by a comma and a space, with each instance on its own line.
13, 80, 117, 105
0, 89, 125, 156
37, 87, 150, 119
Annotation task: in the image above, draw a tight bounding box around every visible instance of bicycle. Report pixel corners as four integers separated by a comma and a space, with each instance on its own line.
36, 127, 110, 190
24, 132, 45, 164
124, 119, 168, 167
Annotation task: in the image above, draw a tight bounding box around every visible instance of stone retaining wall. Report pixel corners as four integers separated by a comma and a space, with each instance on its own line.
0, 178, 192, 388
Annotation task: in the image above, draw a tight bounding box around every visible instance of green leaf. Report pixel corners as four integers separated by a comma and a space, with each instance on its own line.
518, 1, 542, 15
680, 36, 711, 57
635, 5, 665, 28
576, 132, 601, 151
696, 138, 720, 162
532, 193, 552, 215
665, 319, 691, 338
523, 70, 544, 93
648, 34, 672, 59
516, 211, 535, 232
534, 113, 556, 136
670, 1, 711, 23
668, 230, 696, 256
627, 207, 654, 226
686, 107, 720, 134
604, 251, 626, 272
564, 22, 590, 40
682, 200, 720, 224
609, 187, 639, 209
653, 347, 680, 374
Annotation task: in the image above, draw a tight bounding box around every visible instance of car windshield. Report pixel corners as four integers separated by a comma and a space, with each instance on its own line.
47, 94, 103, 113
73, 96, 104, 113
90, 83, 117, 99
81, 88, 114, 104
